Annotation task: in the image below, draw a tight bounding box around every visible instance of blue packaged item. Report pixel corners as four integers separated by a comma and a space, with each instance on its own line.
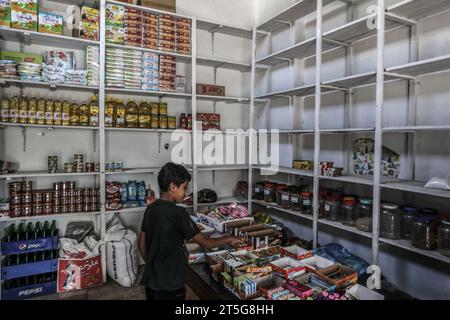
121, 182, 128, 203
137, 181, 147, 201
127, 180, 137, 201
313, 243, 369, 276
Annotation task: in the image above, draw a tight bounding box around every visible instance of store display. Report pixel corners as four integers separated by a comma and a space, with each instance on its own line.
106, 180, 148, 211
124, 7, 142, 47
11, 0, 37, 31
18, 62, 41, 81
38, 12, 62, 35
106, 3, 125, 44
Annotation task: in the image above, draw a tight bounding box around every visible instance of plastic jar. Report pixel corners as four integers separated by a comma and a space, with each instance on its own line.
300, 191, 313, 215
411, 212, 438, 251
342, 196, 359, 226
356, 198, 373, 232
235, 181, 248, 201
380, 203, 402, 240
263, 182, 276, 203
290, 191, 301, 211
280, 188, 291, 209
438, 220, 450, 257
324, 194, 342, 222
319, 190, 330, 219
276, 184, 288, 206
253, 182, 264, 200
401, 206, 418, 240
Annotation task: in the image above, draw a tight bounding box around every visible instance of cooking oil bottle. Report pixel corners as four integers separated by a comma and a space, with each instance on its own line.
0, 95, 10, 123
62, 98, 70, 126
115, 99, 126, 128
126, 98, 138, 128
138, 99, 151, 129
79, 101, 89, 126
27, 96, 37, 124
18, 96, 28, 124
69, 101, 79, 126
45, 97, 54, 125
36, 96, 46, 125
9, 95, 19, 124
53, 98, 62, 126
89, 95, 99, 127
105, 97, 115, 127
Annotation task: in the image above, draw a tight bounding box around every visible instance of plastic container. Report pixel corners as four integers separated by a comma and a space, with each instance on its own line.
380, 203, 401, 240
252, 182, 264, 201
319, 190, 330, 219
300, 192, 313, 215
438, 220, 450, 257
290, 191, 301, 211
324, 194, 341, 222
401, 206, 418, 240
411, 213, 438, 251
356, 198, 373, 232
275, 184, 288, 206
342, 196, 359, 226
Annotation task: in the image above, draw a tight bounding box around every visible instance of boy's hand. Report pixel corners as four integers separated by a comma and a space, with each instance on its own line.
227, 236, 245, 247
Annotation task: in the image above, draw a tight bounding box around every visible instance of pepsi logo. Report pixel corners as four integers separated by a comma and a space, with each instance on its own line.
19, 244, 27, 250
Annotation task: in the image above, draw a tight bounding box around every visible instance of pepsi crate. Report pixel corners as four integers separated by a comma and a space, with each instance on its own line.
2, 259, 58, 281
2, 281, 56, 300
1, 236, 59, 255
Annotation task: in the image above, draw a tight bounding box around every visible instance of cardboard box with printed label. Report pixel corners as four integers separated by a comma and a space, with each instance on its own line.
0, 0, 11, 27
141, 0, 176, 13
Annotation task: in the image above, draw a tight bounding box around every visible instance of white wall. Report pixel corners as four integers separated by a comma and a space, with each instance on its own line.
255, 0, 450, 299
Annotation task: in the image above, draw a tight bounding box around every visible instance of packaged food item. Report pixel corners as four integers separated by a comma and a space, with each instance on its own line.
79, 21, 99, 41
38, 12, 63, 35
11, 0, 37, 31
86, 46, 100, 86
18, 62, 41, 81
438, 219, 450, 257
106, 25, 125, 44
0, 51, 42, 64
0, 0, 11, 28
105, 3, 125, 27
0, 60, 18, 79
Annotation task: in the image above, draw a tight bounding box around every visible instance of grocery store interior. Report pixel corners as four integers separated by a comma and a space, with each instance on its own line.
0, 0, 450, 301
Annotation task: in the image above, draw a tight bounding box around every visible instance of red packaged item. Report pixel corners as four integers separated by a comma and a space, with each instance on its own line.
57, 255, 103, 293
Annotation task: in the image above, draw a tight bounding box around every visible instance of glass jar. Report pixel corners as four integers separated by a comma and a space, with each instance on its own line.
401, 206, 418, 240
276, 184, 288, 206
319, 190, 330, 219
411, 213, 438, 251
290, 191, 301, 211
280, 188, 291, 209
263, 182, 276, 203
252, 182, 264, 200
300, 191, 313, 215
342, 196, 359, 226
324, 194, 342, 222
356, 198, 373, 232
438, 220, 450, 257
380, 203, 402, 240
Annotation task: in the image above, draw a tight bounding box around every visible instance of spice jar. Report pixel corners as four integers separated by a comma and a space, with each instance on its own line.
356, 198, 373, 232
324, 194, 342, 222
438, 220, 450, 257
33, 191, 43, 205
276, 184, 288, 206
53, 206, 62, 214
263, 182, 276, 203
300, 191, 313, 215
380, 203, 402, 240
401, 206, 418, 240
9, 182, 23, 193
411, 212, 438, 251
342, 196, 359, 226
319, 190, 330, 219
10, 194, 22, 205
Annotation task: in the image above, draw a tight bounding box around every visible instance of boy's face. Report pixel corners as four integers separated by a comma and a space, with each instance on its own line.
169, 181, 189, 203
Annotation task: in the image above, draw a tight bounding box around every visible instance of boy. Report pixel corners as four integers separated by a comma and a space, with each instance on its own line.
139, 162, 241, 300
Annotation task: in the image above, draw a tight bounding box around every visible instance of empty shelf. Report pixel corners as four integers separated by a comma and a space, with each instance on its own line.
197, 19, 253, 39
387, 54, 450, 76
387, 0, 450, 20
197, 56, 251, 72
382, 180, 450, 199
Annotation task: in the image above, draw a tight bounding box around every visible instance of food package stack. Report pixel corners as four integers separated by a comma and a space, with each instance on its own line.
105, 2, 125, 45
106, 182, 122, 211
142, 52, 159, 91
65, 70, 87, 86
106, 47, 125, 88
86, 46, 100, 86
124, 7, 142, 47
79, 6, 100, 41
159, 55, 176, 92
142, 12, 158, 50
18, 62, 42, 81
175, 18, 191, 55
42, 50, 74, 84
0, 60, 18, 79
158, 14, 175, 52
124, 49, 142, 89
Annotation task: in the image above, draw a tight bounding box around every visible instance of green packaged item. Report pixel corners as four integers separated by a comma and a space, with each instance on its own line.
0, 51, 43, 64
0, 0, 11, 28
11, 0, 37, 31
38, 12, 63, 35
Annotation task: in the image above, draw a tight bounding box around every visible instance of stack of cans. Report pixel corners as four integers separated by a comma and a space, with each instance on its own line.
74, 154, 84, 173
48, 156, 58, 173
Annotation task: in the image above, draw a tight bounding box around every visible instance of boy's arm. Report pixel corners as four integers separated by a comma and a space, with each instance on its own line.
138, 231, 146, 259
192, 232, 241, 250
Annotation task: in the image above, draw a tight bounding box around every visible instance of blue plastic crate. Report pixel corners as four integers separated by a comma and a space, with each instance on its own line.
2, 281, 56, 300
1, 236, 59, 255
2, 259, 58, 281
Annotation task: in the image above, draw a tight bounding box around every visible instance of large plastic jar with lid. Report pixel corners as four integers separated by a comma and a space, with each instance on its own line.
411, 211, 438, 251
356, 198, 373, 232
324, 194, 342, 221
438, 220, 450, 257
319, 190, 330, 219
263, 182, 276, 203
401, 206, 418, 240
342, 196, 359, 226
276, 184, 288, 206
300, 191, 313, 215
380, 203, 402, 240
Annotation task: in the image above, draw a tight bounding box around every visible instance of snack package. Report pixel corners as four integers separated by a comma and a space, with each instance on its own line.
0, 0, 11, 28
106, 24, 125, 44
79, 6, 99, 41
38, 12, 63, 35
105, 3, 124, 27
11, 0, 37, 31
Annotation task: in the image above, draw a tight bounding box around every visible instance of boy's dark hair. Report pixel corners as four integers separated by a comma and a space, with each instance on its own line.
158, 162, 191, 192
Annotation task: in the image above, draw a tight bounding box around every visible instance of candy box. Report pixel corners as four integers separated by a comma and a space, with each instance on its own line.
269, 257, 306, 279
198, 212, 253, 233
283, 278, 314, 299
250, 246, 282, 263
0, 0, 11, 27
247, 228, 283, 250
106, 25, 125, 44
186, 243, 205, 265
298, 255, 334, 270
257, 274, 284, 300
1, 51, 42, 63
315, 264, 358, 289
239, 224, 269, 237
79, 21, 99, 41
38, 12, 63, 35
234, 276, 258, 300
293, 272, 336, 293
11, 0, 37, 31
280, 245, 313, 261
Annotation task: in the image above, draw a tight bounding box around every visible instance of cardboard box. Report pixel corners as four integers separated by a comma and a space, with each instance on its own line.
57, 255, 103, 293
38, 12, 63, 35
0, 0, 11, 27
293, 271, 336, 293
280, 245, 313, 261
11, 0, 37, 31
257, 273, 285, 300
247, 229, 283, 250
249, 246, 282, 263
0, 51, 42, 63
293, 160, 314, 170
224, 219, 253, 236
141, 0, 176, 13
297, 255, 334, 270
197, 83, 225, 96
269, 257, 306, 279
315, 264, 358, 289
197, 213, 253, 233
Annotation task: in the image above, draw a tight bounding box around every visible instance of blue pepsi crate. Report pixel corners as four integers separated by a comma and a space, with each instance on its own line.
1, 236, 59, 255
2, 259, 58, 281
2, 281, 56, 300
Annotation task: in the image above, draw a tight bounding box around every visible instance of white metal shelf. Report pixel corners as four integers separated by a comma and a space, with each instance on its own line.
0, 78, 99, 91
106, 207, 146, 214
257, 0, 334, 33
252, 199, 313, 221
323, 71, 398, 90
105, 43, 192, 63
105, 87, 192, 98
197, 165, 249, 171
56, 0, 98, 6
106, 0, 193, 20
318, 219, 373, 240
0, 171, 100, 179
319, 174, 375, 186
386, 54, 450, 77
197, 56, 251, 72
320, 128, 375, 134
387, 0, 450, 20
197, 197, 248, 208
277, 129, 315, 134
256, 83, 317, 99
105, 168, 160, 175
197, 19, 253, 39
384, 125, 450, 132
254, 165, 314, 177
381, 180, 450, 199
0, 26, 99, 50
105, 127, 177, 133
0, 122, 99, 131
197, 95, 250, 103
1, 211, 101, 223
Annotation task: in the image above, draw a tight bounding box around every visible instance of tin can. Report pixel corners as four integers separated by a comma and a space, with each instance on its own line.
9, 182, 23, 193
69, 197, 77, 205
23, 205, 33, 217
48, 156, 58, 173
95, 162, 100, 172
53, 182, 62, 191
90, 196, 97, 204
10, 194, 22, 205
159, 115, 168, 129
84, 196, 92, 204
53, 206, 62, 214
43, 205, 53, 215
114, 162, 123, 171
53, 190, 61, 199
33, 205, 43, 216
23, 181, 33, 192
168, 116, 176, 129
61, 205, 69, 213
76, 204, 84, 212
33, 192, 43, 205
150, 115, 159, 129
150, 103, 159, 115
77, 163, 84, 173
86, 163, 95, 172
61, 198, 70, 206
73, 189, 82, 197
159, 102, 168, 116
10, 206, 22, 218
75, 197, 83, 205
22, 193, 33, 205
105, 162, 114, 172
53, 198, 62, 206
68, 205, 76, 213
74, 154, 83, 163
64, 163, 74, 173
43, 192, 53, 204
62, 181, 75, 190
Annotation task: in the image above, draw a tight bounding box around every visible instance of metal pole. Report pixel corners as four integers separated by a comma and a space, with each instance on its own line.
192, 18, 198, 214
248, 26, 257, 214
312, 0, 323, 249
99, 0, 107, 283
372, 0, 385, 267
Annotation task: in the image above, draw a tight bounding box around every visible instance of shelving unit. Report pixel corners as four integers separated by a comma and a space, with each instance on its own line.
250, 0, 450, 275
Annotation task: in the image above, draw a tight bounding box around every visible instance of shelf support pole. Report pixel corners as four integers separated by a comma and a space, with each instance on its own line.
192, 18, 198, 214
248, 26, 257, 214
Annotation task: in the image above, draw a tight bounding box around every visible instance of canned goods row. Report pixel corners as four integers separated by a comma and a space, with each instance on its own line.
48, 156, 58, 174
9, 181, 33, 193
9, 203, 101, 217
105, 161, 123, 172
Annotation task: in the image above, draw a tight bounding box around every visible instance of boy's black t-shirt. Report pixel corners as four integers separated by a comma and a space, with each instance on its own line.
140, 199, 200, 291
